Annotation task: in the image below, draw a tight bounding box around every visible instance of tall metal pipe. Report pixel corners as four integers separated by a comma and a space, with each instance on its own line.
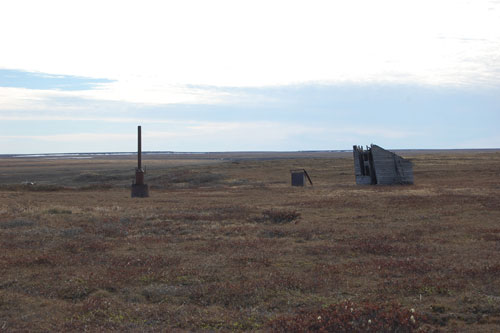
132, 125, 148, 197
137, 125, 142, 170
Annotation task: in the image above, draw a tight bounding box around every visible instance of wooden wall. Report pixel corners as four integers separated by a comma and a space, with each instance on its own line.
371, 145, 413, 185
353, 144, 414, 185
353, 146, 374, 185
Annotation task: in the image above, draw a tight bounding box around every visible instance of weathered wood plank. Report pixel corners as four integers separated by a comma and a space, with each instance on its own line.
353, 144, 413, 185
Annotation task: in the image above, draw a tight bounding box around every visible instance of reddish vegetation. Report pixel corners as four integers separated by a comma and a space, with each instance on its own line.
269, 300, 424, 332
0, 151, 499, 331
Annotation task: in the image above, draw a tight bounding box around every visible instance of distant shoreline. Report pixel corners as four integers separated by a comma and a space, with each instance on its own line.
1, 148, 499, 160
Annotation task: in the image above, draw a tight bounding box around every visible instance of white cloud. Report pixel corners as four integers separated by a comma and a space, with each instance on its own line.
0, 82, 228, 111
1, 0, 499, 106
0, 121, 418, 151
0, 113, 186, 124
0, 121, 309, 152
331, 127, 422, 139
1, 1, 499, 153
0, 87, 60, 110
0, 133, 133, 142
78, 80, 231, 105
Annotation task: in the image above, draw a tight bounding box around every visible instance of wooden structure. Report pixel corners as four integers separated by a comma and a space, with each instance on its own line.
131, 126, 149, 197
290, 169, 313, 187
353, 144, 413, 185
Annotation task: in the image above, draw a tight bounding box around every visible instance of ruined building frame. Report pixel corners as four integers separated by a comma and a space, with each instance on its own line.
353, 144, 414, 185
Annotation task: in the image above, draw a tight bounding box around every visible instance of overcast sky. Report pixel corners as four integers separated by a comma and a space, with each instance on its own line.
1, 0, 499, 153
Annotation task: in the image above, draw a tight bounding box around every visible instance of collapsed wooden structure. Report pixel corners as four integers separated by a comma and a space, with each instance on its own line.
353, 144, 413, 185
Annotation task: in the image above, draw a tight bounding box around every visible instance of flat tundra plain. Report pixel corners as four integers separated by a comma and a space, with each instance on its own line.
0, 150, 499, 332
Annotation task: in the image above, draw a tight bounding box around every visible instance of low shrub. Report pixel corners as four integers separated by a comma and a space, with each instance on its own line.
259, 209, 301, 224
141, 284, 184, 303
60, 227, 84, 238
268, 300, 426, 332
98, 222, 127, 238
74, 172, 124, 183
153, 170, 226, 188
78, 183, 114, 190
47, 208, 73, 214
27, 184, 67, 192
0, 219, 35, 229
260, 229, 287, 238
350, 235, 399, 255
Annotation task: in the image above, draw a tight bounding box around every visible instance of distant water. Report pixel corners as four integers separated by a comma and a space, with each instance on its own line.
7, 151, 221, 159
8, 152, 135, 159
6, 150, 351, 159
10, 153, 131, 159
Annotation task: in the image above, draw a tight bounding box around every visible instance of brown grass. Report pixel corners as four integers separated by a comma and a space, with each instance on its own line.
0, 151, 500, 331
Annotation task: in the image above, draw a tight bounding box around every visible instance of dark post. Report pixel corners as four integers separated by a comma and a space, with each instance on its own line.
131, 125, 149, 197
290, 169, 313, 186
138, 125, 142, 170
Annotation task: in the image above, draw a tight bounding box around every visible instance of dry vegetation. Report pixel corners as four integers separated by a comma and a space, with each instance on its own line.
1, 151, 499, 332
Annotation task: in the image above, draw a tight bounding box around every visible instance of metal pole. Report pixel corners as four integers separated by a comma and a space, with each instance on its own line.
132, 125, 148, 197
138, 125, 142, 170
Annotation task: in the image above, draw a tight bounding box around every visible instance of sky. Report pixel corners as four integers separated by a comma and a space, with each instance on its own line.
1, 0, 499, 154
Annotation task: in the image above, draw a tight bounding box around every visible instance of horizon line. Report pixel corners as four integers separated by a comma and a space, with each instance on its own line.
2, 147, 500, 158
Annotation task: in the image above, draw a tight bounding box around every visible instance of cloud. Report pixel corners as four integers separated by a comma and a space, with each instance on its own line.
330, 127, 422, 140
0, 133, 133, 142
0, 81, 498, 153
78, 79, 231, 105
0, 81, 231, 111
0, 114, 189, 124
1, 0, 499, 91
0, 69, 113, 91
0, 120, 419, 153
